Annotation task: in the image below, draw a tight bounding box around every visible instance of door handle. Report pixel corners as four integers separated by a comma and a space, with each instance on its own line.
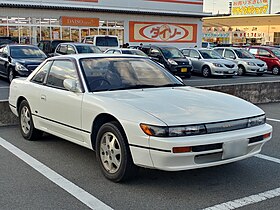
41, 95, 46, 100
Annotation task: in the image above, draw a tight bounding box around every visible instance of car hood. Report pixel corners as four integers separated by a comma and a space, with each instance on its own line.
13, 58, 46, 64
96, 87, 264, 125
202, 59, 235, 65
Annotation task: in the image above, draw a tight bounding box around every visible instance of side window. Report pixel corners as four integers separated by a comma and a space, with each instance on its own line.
259, 49, 271, 57
38, 42, 43, 50
57, 44, 67, 54
150, 48, 161, 58
67, 45, 76, 54
249, 48, 258, 55
46, 60, 80, 89
224, 49, 235, 59
31, 61, 53, 84
181, 49, 190, 57
113, 50, 121, 54
189, 50, 200, 58
214, 49, 224, 56
140, 47, 150, 55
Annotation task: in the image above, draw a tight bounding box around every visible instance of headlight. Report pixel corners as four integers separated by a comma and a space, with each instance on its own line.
15, 62, 28, 71
247, 62, 256, 66
140, 123, 206, 137
213, 63, 223, 67
248, 115, 266, 127
168, 59, 178, 65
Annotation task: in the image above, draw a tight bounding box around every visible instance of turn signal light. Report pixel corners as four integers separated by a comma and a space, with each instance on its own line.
172, 146, 192, 153
263, 133, 271, 139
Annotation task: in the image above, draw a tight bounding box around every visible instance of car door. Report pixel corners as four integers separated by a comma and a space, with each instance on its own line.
38, 59, 84, 142
0, 46, 10, 76
188, 49, 201, 72
257, 48, 274, 70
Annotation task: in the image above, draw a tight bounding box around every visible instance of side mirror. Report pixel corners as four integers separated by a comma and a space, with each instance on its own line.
63, 79, 79, 92
229, 55, 236, 59
193, 55, 200, 59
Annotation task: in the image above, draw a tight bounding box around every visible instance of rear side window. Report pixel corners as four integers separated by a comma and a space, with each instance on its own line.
181, 49, 190, 57
214, 49, 224, 56
95, 37, 118, 47
31, 61, 52, 84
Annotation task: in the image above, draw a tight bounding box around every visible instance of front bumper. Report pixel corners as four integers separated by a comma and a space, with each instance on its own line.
210, 66, 238, 76
244, 65, 267, 74
131, 124, 272, 171
169, 65, 192, 77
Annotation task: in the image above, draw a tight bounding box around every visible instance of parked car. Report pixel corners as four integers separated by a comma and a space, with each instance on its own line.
54, 43, 102, 56
0, 44, 47, 82
181, 48, 237, 77
9, 54, 272, 182
38, 40, 73, 57
248, 46, 280, 75
140, 45, 192, 78
214, 47, 267, 76
104, 48, 148, 56
82, 35, 119, 52
0, 36, 16, 46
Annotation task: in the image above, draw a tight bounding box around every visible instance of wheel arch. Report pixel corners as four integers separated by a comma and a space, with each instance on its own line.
90, 113, 126, 150
16, 96, 28, 115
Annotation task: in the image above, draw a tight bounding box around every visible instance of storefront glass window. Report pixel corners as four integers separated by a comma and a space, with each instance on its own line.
71, 28, 79, 42
41, 26, 51, 40
20, 26, 31, 44
62, 27, 70, 40
90, 28, 98, 36
51, 26, 61, 40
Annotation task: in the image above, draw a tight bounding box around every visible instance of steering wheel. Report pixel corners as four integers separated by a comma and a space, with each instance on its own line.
88, 77, 111, 90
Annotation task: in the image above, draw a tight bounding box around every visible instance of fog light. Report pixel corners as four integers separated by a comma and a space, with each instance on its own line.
172, 146, 192, 153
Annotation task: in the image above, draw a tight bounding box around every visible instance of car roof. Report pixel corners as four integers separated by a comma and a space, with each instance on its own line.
47, 54, 148, 60
59, 42, 98, 46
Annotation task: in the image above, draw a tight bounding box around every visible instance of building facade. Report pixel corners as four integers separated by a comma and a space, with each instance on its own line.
0, 0, 208, 48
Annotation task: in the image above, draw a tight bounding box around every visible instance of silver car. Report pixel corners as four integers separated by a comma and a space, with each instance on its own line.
214, 47, 268, 76
181, 48, 237, 77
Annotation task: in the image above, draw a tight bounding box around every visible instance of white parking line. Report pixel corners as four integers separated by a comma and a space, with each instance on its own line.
0, 137, 113, 210
203, 154, 280, 210
267, 118, 280, 123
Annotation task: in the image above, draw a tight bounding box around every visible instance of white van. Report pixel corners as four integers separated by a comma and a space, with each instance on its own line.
82, 35, 119, 52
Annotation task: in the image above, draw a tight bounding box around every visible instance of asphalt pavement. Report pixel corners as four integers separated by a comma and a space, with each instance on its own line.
0, 103, 280, 210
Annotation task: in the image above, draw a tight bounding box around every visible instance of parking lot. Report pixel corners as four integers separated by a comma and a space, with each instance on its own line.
0, 103, 279, 210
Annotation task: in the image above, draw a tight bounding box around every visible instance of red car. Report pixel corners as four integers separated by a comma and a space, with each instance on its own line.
248, 46, 280, 75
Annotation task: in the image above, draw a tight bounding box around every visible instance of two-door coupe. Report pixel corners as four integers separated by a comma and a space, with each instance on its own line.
9, 54, 272, 182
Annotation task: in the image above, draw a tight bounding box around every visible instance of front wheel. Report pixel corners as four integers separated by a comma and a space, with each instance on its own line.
237, 66, 245, 76
202, 66, 211, 78
272, 66, 280, 75
19, 100, 43, 140
96, 121, 138, 182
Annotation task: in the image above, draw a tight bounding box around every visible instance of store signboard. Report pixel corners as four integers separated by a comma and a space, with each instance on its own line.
129, 21, 197, 43
60, 16, 99, 27
2, 0, 203, 14
203, 33, 230, 38
232, 0, 271, 16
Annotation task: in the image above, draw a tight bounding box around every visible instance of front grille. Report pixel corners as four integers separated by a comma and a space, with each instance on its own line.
257, 64, 264, 67
225, 64, 234, 68
205, 119, 248, 134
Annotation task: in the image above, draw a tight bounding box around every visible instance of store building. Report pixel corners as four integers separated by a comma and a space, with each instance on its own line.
202, 0, 280, 46
0, 0, 209, 48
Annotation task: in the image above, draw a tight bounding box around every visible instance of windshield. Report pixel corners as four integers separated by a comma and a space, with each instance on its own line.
272, 49, 280, 59
96, 37, 118, 47
10, 46, 46, 58
80, 57, 184, 92
161, 47, 185, 59
76, 45, 102, 53
121, 50, 147, 56
198, 49, 223, 59
234, 49, 255, 59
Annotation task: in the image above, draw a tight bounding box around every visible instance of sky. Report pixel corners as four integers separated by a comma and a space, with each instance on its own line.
203, 0, 280, 14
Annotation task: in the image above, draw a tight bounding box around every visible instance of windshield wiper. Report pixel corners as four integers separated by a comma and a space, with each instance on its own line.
159, 83, 185, 87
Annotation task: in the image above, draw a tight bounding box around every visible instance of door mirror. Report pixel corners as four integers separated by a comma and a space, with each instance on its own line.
193, 55, 200, 59
63, 79, 80, 92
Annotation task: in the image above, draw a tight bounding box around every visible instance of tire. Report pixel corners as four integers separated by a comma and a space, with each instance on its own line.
202, 66, 211, 78
8, 68, 15, 83
237, 66, 245, 76
96, 121, 138, 182
19, 100, 43, 140
272, 66, 280, 75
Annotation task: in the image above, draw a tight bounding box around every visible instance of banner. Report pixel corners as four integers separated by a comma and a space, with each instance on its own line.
129, 21, 197, 43
232, 0, 271, 16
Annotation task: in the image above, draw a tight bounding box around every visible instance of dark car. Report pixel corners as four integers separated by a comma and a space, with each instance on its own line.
248, 46, 280, 75
140, 45, 192, 78
0, 44, 47, 82
38, 40, 73, 57
54, 43, 102, 56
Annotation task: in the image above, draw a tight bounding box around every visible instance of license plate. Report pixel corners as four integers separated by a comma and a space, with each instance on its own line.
181, 68, 187, 72
222, 139, 249, 160
228, 70, 233, 73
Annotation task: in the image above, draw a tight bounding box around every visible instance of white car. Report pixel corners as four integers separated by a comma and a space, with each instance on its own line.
9, 54, 272, 182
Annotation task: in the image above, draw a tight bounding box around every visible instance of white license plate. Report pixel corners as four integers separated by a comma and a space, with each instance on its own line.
222, 139, 249, 160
